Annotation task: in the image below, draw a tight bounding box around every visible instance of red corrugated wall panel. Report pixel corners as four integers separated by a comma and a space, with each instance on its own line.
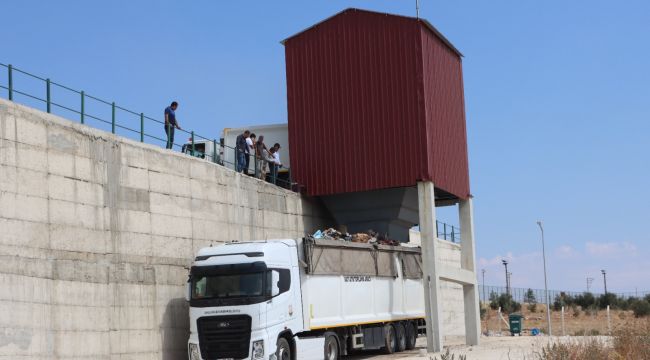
285, 9, 470, 199
420, 27, 471, 199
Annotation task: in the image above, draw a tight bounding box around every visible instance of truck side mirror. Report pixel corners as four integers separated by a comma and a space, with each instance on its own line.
185, 277, 191, 302
271, 270, 280, 297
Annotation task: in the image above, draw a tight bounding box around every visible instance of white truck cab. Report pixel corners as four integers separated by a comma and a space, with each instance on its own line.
187, 238, 425, 360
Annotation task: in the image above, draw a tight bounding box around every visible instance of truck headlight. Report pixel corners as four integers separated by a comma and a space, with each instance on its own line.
252, 339, 264, 359
189, 343, 200, 360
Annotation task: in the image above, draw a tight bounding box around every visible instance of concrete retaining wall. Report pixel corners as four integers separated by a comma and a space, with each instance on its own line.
0, 99, 331, 359
0, 98, 465, 359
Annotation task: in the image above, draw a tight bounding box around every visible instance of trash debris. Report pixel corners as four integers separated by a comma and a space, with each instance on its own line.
311, 228, 401, 246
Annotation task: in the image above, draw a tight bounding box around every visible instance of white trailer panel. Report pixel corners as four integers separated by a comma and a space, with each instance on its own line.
298, 239, 425, 330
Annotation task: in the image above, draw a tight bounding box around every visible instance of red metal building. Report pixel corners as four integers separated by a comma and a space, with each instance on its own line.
283, 8, 470, 200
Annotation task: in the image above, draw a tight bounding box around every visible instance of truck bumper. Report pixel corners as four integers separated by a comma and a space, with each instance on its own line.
188, 328, 274, 360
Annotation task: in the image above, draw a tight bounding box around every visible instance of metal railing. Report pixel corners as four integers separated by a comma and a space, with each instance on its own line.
0, 62, 295, 190
436, 220, 460, 243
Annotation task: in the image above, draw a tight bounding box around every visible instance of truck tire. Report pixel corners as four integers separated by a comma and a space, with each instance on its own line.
323, 332, 340, 360
383, 324, 397, 354
394, 322, 406, 352
405, 322, 417, 350
276, 337, 291, 360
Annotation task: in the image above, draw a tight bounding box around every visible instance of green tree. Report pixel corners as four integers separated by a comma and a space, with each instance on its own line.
524, 288, 537, 304
490, 293, 521, 313
575, 292, 596, 309
598, 293, 619, 309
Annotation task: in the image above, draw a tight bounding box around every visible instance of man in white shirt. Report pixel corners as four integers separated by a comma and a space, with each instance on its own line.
270, 143, 282, 183
272, 143, 282, 167
244, 133, 256, 175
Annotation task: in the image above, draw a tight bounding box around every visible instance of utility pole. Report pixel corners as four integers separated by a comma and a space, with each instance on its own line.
586, 277, 594, 292
507, 272, 512, 295
537, 221, 552, 336
601, 270, 608, 294
502, 260, 509, 295
416, 0, 420, 19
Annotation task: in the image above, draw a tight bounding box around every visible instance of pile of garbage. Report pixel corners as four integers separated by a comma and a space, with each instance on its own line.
312, 228, 400, 246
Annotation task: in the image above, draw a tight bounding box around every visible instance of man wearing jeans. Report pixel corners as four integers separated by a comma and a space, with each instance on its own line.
164, 101, 181, 149
235, 130, 250, 173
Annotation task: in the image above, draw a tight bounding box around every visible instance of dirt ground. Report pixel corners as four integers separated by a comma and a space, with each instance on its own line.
481, 305, 628, 336
346, 306, 625, 359
346, 335, 609, 360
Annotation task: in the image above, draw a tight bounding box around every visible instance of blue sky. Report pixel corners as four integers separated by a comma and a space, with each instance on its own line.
2, 1, 649, 293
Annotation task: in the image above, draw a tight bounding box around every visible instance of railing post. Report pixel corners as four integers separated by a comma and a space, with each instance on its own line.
273, 165, 277, 185
7, 64, 13, 100
254, 151, 258, 177
140, 113, 144, 142
80, 91, 85, 124
191, 131, 195, 156
46, 78, 51, 113
111, 102, 116, 134
213, 139, 217, 163
443, 222, 447, 240
288, 169, 292, 190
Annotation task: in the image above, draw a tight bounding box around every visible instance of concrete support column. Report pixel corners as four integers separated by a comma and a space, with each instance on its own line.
417, 181, 443, 353
459, 197, 481, 345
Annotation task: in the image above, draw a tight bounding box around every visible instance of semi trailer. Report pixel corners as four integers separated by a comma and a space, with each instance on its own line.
186, 237, 426, 360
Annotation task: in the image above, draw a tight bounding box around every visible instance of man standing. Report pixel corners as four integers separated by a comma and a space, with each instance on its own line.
235, 130, 250, 173
245, 133, 256, 175
270, 143, 283, 183
164, 101, 181, 149
255, 135, 269, 179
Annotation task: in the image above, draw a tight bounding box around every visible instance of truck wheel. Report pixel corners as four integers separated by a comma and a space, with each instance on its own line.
323, 332, 340, 360
405, 322, 417, 350
383, 324, 396, 354
394, 323, 406, 352
276, 337, 291, 360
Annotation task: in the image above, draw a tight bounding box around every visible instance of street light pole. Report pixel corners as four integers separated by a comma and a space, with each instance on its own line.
502, 260, 509, 295
537, 220, 552, 336
601, 270, 607, 295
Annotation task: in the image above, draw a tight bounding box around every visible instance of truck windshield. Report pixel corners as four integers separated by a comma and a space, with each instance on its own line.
192, 272, 268, 300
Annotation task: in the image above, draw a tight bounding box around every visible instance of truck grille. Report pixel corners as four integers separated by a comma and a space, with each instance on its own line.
197, 315, 252, 359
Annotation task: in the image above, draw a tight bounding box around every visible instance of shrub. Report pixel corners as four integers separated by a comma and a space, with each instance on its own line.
553, 292, 575, 311
598, 293, 619, 309
573, 307, 581, 317
575, 292, 596, 309
528, 302, 537, 313
612, 320, 650, 359
539, 338, 609, 359
620, 296, 642, 311
489, 293, 521, 313
632, 300, 650, 318
489, 292, 499, 310
550, 321, 650, 359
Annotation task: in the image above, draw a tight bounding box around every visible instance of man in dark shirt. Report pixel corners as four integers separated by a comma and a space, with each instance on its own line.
164, 101, 181, 149
235, 130, 250, 173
